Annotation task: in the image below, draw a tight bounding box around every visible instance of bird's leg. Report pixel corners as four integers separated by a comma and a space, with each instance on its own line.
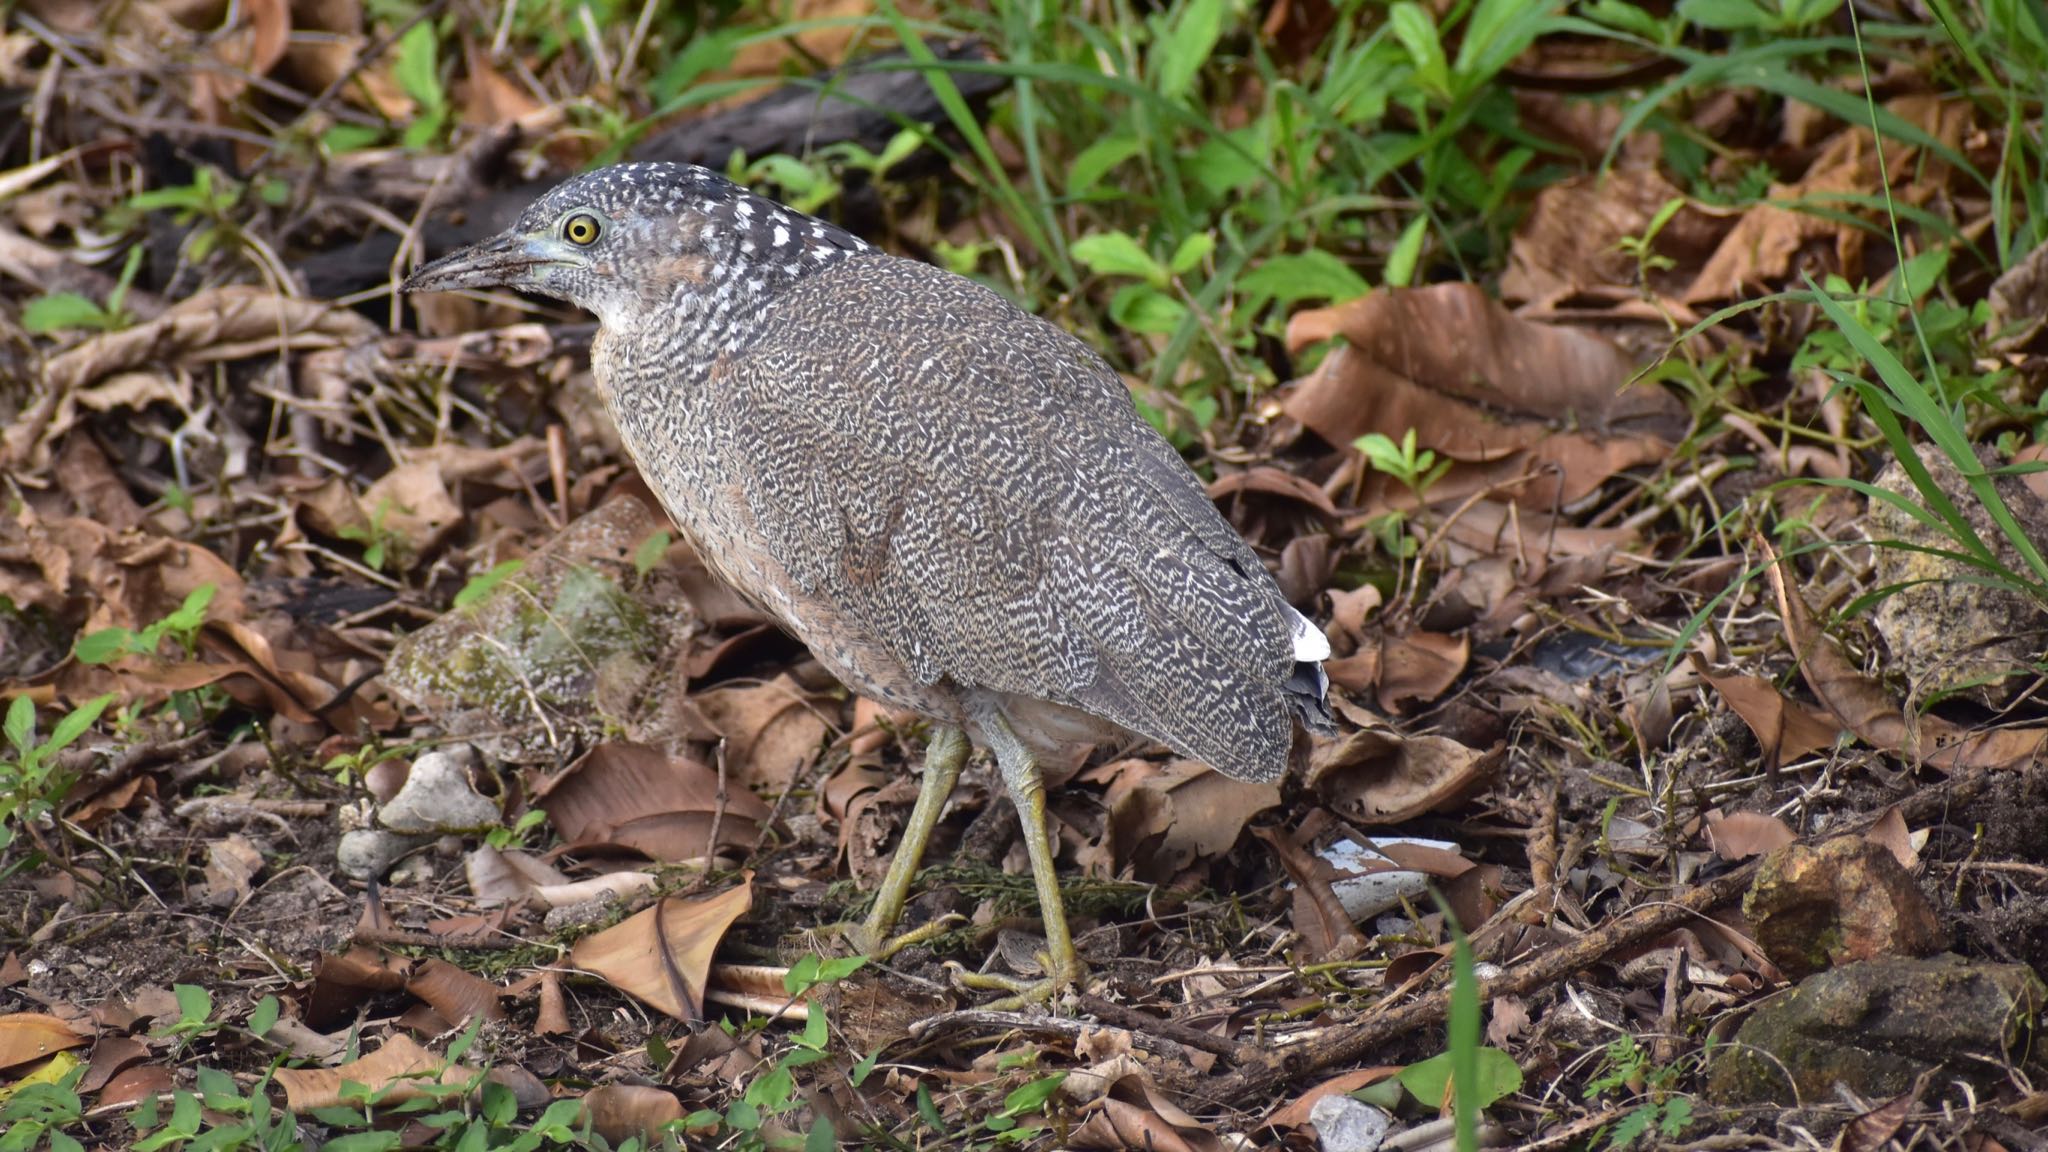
948, 715, 1084, 1008
830, 725, 969, 959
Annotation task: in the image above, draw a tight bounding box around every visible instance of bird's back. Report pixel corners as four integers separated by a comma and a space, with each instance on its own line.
678, 253, 1327, 781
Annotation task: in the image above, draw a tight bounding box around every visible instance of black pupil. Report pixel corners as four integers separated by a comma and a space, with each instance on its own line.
571, 217, 594, 241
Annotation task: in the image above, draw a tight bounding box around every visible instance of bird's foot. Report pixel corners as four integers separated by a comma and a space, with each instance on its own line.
814, 914, 964, 963
945, 951, 1086, 1010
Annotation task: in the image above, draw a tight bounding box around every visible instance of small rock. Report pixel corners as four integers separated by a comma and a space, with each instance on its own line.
1745, 836, 1942, 979
1867, 443, 2048, 707
1709, 954, 2045, 1104
337, 829, 434, 880
378, 748, 499, 834
1310, 1095, 1391, 1152
382, 497, 698, 761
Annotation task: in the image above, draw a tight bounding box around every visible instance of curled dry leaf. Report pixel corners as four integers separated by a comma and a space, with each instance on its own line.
1306, 716, 1496, 826
1070, 1072, 1231, 1152
1100, 759, 1281, 883
1761, 534, 2048, 772
1266, 1065, 1403, 1129
1252, 825, 1369, 962
272, 1033, 478, 1112
1691, 655, 1842, 774
570, 881, 754, 1022
692, 674, 837, 792
6, 286, 379, 474
1283, 283, 1686, 513
1503, 169, 1728, 305
534, 742, 771, 863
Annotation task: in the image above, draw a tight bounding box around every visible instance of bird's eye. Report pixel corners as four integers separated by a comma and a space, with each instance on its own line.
562, 213, 602, 246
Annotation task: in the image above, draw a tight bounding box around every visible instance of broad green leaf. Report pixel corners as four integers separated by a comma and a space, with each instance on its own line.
1108, 284, 1187, 333
1239, 250, 1370, 306
1389, 3, 1451, 97
71, 627, 134, 664
1067, 134, 1141, 196
171, 984, 213, 1029
1396, 1046, 1522, 1110
43, 695, 115, 759
1169, 233, 1215, 277
1152, 0, 1226, 100
4, 696, 32, 757
394, 22, 444, 112
454, 560, 524, 610
1072, 232, 1168, 286
22, 293, 112, 334
1001, 1072, 1066, 1116
247, 995, 279, 1038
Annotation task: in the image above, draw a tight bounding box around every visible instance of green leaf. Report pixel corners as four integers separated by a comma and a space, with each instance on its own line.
321, 1133, 404, 1152
796, 1003, 829, 1050
803, 1118, 836, 1152
999, 1072, 1066, 1117
1383, 216, 1429, 289
394, 22, 444, 112
1389, 2, 1451, 97
1072, 232, 1169, 286
44, 695, 115, 759
815, 955, 867, 983
22, 293, 113, 334
1152, 0, 1226, 100
784, 953, 821, 997
1169, 233, 1215, 278
322, 123, 384, 154
1677, 0, 1773, 29
1108, 284, 1187, 333
453, 560, 524, 610
1396, 1047, 1521, 1111
1239, 250, 1370, 306
73, 628, 135, 665
247, 995, 279, 1038
4, 696, 32, 758
1067, 134, 1141, 197
651, 27, 743, 105
172, 984, 213, 1030
161, 584, 217, 635
632, 532, 670, 578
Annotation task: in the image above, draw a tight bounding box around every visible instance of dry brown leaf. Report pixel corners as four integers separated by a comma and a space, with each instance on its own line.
1863, 806, 1919, 871
460, 38, 547, 126
1693, 657, 1842, 773
0, 1012, 88, 1073
692, 676, 835, 792
1761, 534, 2048, 772
1287, 283, 1686, 438
570, 881, 754, 1022
1099, 760, 1282, 883
405, 959, 506, 1026
199, 834, 264, 906
5, 287, 378, 474
535, 970, 570, 1036
1252, 825, 1368, 961
534, 742, 771, 862
1070, 1072, 1232, 1152
1306, 719, 1494, 825
1705, 811, 1797, 862
581, 1084, 686, 1145
1502, 169, 1727, 304
272, 1034, 478, 1111
1266, 1065, 1403, 1129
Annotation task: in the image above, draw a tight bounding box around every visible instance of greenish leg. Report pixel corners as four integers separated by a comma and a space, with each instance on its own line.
949, 714, 1084, 1007
828, 725, 969, 960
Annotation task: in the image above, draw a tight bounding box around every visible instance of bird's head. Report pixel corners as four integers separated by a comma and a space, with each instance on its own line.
401, 162, 869, 330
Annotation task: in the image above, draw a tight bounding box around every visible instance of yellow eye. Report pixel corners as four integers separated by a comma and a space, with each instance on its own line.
563, 213, 602, 246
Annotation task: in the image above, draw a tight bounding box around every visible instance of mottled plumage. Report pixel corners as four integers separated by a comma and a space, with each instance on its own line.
405, 162, 1333, 1001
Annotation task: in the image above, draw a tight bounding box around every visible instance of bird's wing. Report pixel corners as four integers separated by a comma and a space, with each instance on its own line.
724, 257, 1316, 778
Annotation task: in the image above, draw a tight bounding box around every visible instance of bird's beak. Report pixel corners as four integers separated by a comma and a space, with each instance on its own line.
401, 230, 557, 294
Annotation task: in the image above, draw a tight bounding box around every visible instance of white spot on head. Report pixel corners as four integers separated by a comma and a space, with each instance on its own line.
772, 225, 789, 247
